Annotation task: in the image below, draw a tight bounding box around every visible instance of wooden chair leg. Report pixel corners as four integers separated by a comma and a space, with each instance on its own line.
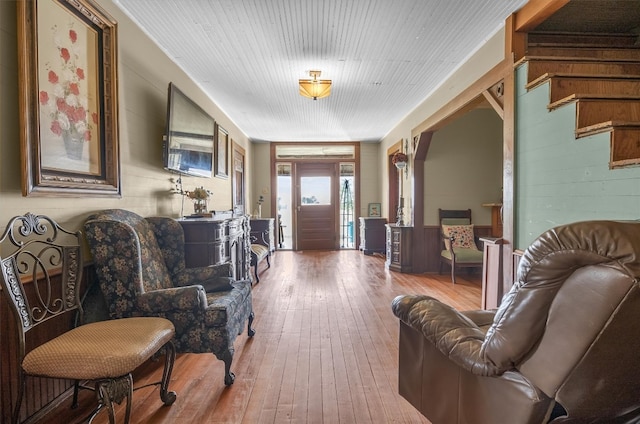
247, 311, 256, 337
254, 264, 260, 283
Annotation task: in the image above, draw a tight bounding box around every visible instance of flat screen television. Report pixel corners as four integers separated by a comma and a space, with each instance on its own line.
163, 83, 215, 178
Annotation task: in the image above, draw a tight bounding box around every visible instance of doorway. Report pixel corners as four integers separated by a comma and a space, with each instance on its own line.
272, 143, 359, 251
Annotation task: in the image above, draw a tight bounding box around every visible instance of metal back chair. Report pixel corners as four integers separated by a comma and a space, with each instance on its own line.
0, 213, 177, 424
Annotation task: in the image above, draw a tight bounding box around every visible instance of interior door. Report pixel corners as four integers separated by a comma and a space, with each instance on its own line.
295, 162, 337, 250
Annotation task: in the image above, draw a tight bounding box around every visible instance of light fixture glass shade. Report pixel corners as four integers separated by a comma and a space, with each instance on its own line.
299, 70, 331, 100
394, 161, 407, 170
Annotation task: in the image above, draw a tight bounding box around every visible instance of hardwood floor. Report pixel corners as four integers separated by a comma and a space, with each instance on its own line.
43, 250, 482, 424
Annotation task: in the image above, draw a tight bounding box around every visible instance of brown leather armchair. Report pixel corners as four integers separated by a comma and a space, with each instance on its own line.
392, 220, 640, 423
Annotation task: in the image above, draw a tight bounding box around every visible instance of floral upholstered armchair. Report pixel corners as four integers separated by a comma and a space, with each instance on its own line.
84, 209, 255, 386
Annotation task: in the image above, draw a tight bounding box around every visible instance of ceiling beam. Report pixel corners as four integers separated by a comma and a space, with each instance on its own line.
513, 0, 571, 32
412, 59, 511, 139
483, 86, 505, 119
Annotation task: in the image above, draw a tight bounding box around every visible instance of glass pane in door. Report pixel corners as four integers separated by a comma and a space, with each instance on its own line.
339, 163, 355, 248
300, 177, 331, 205
277, 163, 292, 249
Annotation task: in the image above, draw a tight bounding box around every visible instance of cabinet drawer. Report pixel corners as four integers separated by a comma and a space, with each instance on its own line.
181, 223, 224, 242
184, 242, 226, 267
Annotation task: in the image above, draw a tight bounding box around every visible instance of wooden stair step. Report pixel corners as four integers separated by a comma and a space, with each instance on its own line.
576, 120, 639, 137
518, 55, 640, 64
609, 125, 640, 169
575, 99, 640, 131
526, 75, 640, 103
549, 94, 640, 110
523, 58, 640, 84
528, 32, 640, 48
527, 73, 640, 91
526, 46, 640, 62
574, 123, 640, 169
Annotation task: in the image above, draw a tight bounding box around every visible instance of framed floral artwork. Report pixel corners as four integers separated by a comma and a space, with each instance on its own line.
17, 0, 120, 197
215, 124, 229, 179
368, 203, 381, 217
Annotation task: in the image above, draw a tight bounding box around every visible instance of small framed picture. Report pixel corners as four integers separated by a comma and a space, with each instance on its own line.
368, 203, 381, 217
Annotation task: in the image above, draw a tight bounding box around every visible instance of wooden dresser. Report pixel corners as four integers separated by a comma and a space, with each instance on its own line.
178, 214, 251, 281
385, 224, 413, 273
359, 217, 387, 254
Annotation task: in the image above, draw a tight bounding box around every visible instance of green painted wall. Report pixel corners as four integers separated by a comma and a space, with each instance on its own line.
515, 63, 640, 249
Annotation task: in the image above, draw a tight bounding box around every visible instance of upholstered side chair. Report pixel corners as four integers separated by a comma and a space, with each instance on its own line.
0, 213, 176, 424
438, 208, 483, 283
84, 209, 255, 386
394, 220, 640, 423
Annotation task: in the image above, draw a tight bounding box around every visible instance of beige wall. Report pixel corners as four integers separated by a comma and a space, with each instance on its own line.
0, 0, 250, 234
379, 28, 506, 224
425, 108, 503, 225
359, 142, 381, 218
250, 142, 271, 217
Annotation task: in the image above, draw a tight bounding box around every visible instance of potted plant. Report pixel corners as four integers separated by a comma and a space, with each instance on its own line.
392, 151, 408, 169
187, 186, 211, 215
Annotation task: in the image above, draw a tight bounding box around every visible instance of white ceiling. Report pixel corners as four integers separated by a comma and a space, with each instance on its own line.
113, 0, 528, 142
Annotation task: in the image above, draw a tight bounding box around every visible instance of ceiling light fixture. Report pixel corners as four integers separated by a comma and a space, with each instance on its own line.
299, 70, 331, 100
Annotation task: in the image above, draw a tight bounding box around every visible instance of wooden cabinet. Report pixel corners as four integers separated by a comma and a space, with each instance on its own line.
178, 215, 250, 281
385, 224, 412, 273
250, 218, 275, 252
359, 217, 387, 255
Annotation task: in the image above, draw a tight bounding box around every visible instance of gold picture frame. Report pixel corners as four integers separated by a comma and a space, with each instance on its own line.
215, 124, 229, 179
18, 0, 120, 197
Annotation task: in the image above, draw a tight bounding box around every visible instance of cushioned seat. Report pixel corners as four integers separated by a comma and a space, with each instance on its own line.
23, 317, 174, 380
439, 247, 484, 262
250, 243, 270, 283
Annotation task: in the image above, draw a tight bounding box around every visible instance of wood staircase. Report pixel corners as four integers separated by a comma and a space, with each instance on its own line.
519, 32, 640, 168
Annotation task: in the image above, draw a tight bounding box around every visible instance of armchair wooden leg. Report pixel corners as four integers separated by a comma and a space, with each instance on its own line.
247, 311, 256, 337
216, 348, 236, 386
